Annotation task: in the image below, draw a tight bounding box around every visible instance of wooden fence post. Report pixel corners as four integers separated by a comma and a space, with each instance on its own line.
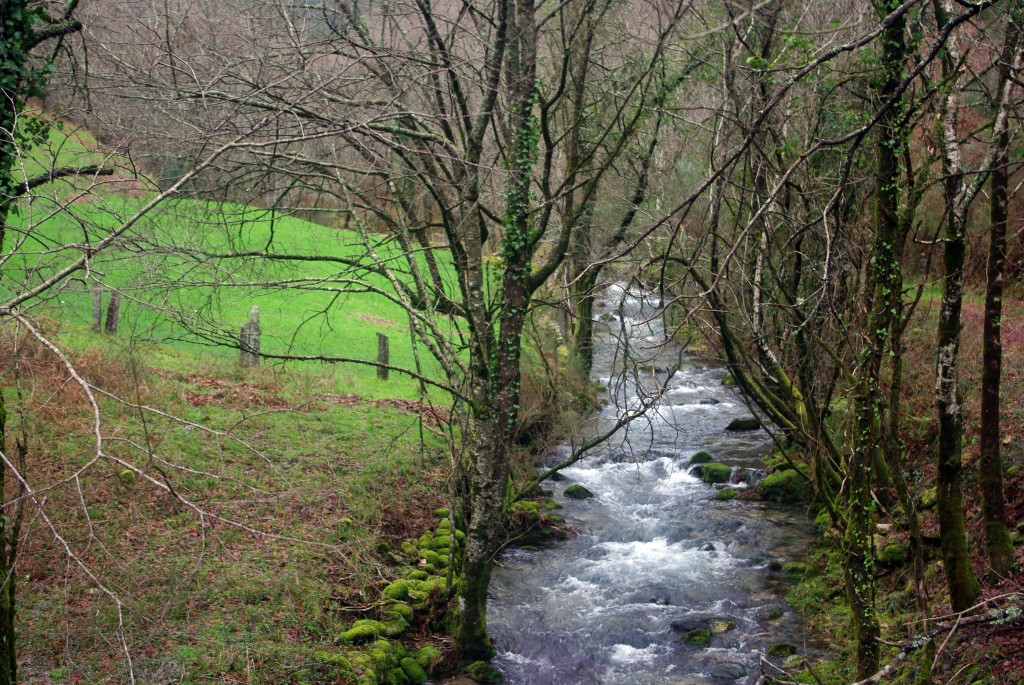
240, 306, 261, 368
377, 332, 389, 380
91, 284, 103, 334
104, 290, 122, 334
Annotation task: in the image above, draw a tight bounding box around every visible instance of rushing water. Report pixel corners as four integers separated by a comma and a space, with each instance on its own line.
486, 284, 815, 685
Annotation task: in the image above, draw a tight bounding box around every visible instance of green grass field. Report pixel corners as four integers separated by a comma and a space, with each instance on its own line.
5, 190, 461, 400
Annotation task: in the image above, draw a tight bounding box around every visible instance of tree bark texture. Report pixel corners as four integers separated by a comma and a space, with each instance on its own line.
979, 13, 1019, 584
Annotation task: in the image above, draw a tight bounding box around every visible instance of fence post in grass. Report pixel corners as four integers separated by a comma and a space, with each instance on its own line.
240, 306, 261, 368
104, 290, 122, 334
377, 332, 389, 380
91, 283, 104, 334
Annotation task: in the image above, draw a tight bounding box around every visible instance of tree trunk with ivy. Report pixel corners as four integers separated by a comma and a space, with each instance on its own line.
454, 0, 538, 660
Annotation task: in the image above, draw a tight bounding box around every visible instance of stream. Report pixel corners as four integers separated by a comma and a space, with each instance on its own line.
486, 284, 815, 684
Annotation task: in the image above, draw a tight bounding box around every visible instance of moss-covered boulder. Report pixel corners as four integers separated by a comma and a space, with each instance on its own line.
465, 660, 505, 683
725, 417, 762, 431
767, 643, 798, 658
688, 451, 714, 466
340, 619, 388, 644
758, 469, 811, 504
877, 541, 906, 566
382, 579, 416, 602
414, 645, 442, 671
715, 488, 738, 501
681, 629, 712, 647
762, 607, 785, 621
400, 657, 428, 684
383, 602, 415, 624
564, 484, 594, 499
700, 463, 732, 484
917, 486, 938, 511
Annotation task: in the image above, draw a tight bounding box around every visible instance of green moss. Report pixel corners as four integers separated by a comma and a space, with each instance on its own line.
917, 486, 938, 510
700, 463, 732, 484
400, 657, 428, 684
419, 550, 441, 567
782, 562, 808, 582
435, 508, 450, 518
382, 580, 416, 602
763, 607, 784, 621
722, 373, 737, 387
383, 602, 414, 624
877, 542, 906, 566
689, 451, 714, 466
464, 661, 504, 683
385, 666, 410, 684
564, 484, 594, 499
715, 488, 738, 501
414, 645, 442, 670
406, 570, 429, 581
758, 469, 811, 504
544, 498, 563, 510
681, 629, 712, 646
340, 620, 388, 644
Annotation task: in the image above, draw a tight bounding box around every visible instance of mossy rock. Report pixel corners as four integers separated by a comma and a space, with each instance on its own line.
454, 529, 467, 541
435, 508, 450, 518
383, 602, 415, 624
419, 550, 442, 567
384, 619, 409, 637
383, 580, 416, 602
385, 666, 411, 685
917, 486, 938, 511
688, 451, 714, 466
877, 541, 906, 566
767, 643, 798, 658
433, 535, 453, 550
465, 660, 505, 683
763, 607, 785, 621
406, 569, 429, 581
418, 533, 434, 548
550, 471, 568, 482
510, 501, 541, 518
401, 540, 419, 557
725, 417, 762, 431
715, 488, 738, 501
564, 484, 594, 499
722, 373, 737, 387
544, 498, 563, 510
340, 619, 388, 644
700, 463, 732, 484
758, 469, 811, 505
414, 645, 442, 670
681, 628, 712, 647
400, 657, 428, 684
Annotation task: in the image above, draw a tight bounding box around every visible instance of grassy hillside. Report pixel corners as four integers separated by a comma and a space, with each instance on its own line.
4, 191, 459, 400
2, 118, 465, 683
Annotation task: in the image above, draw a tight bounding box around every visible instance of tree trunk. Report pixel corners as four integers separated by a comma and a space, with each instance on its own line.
0, 395, 15, 685
454, 0, 537, 660
935, 206, 980, 610
978, 15, 1019, 585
